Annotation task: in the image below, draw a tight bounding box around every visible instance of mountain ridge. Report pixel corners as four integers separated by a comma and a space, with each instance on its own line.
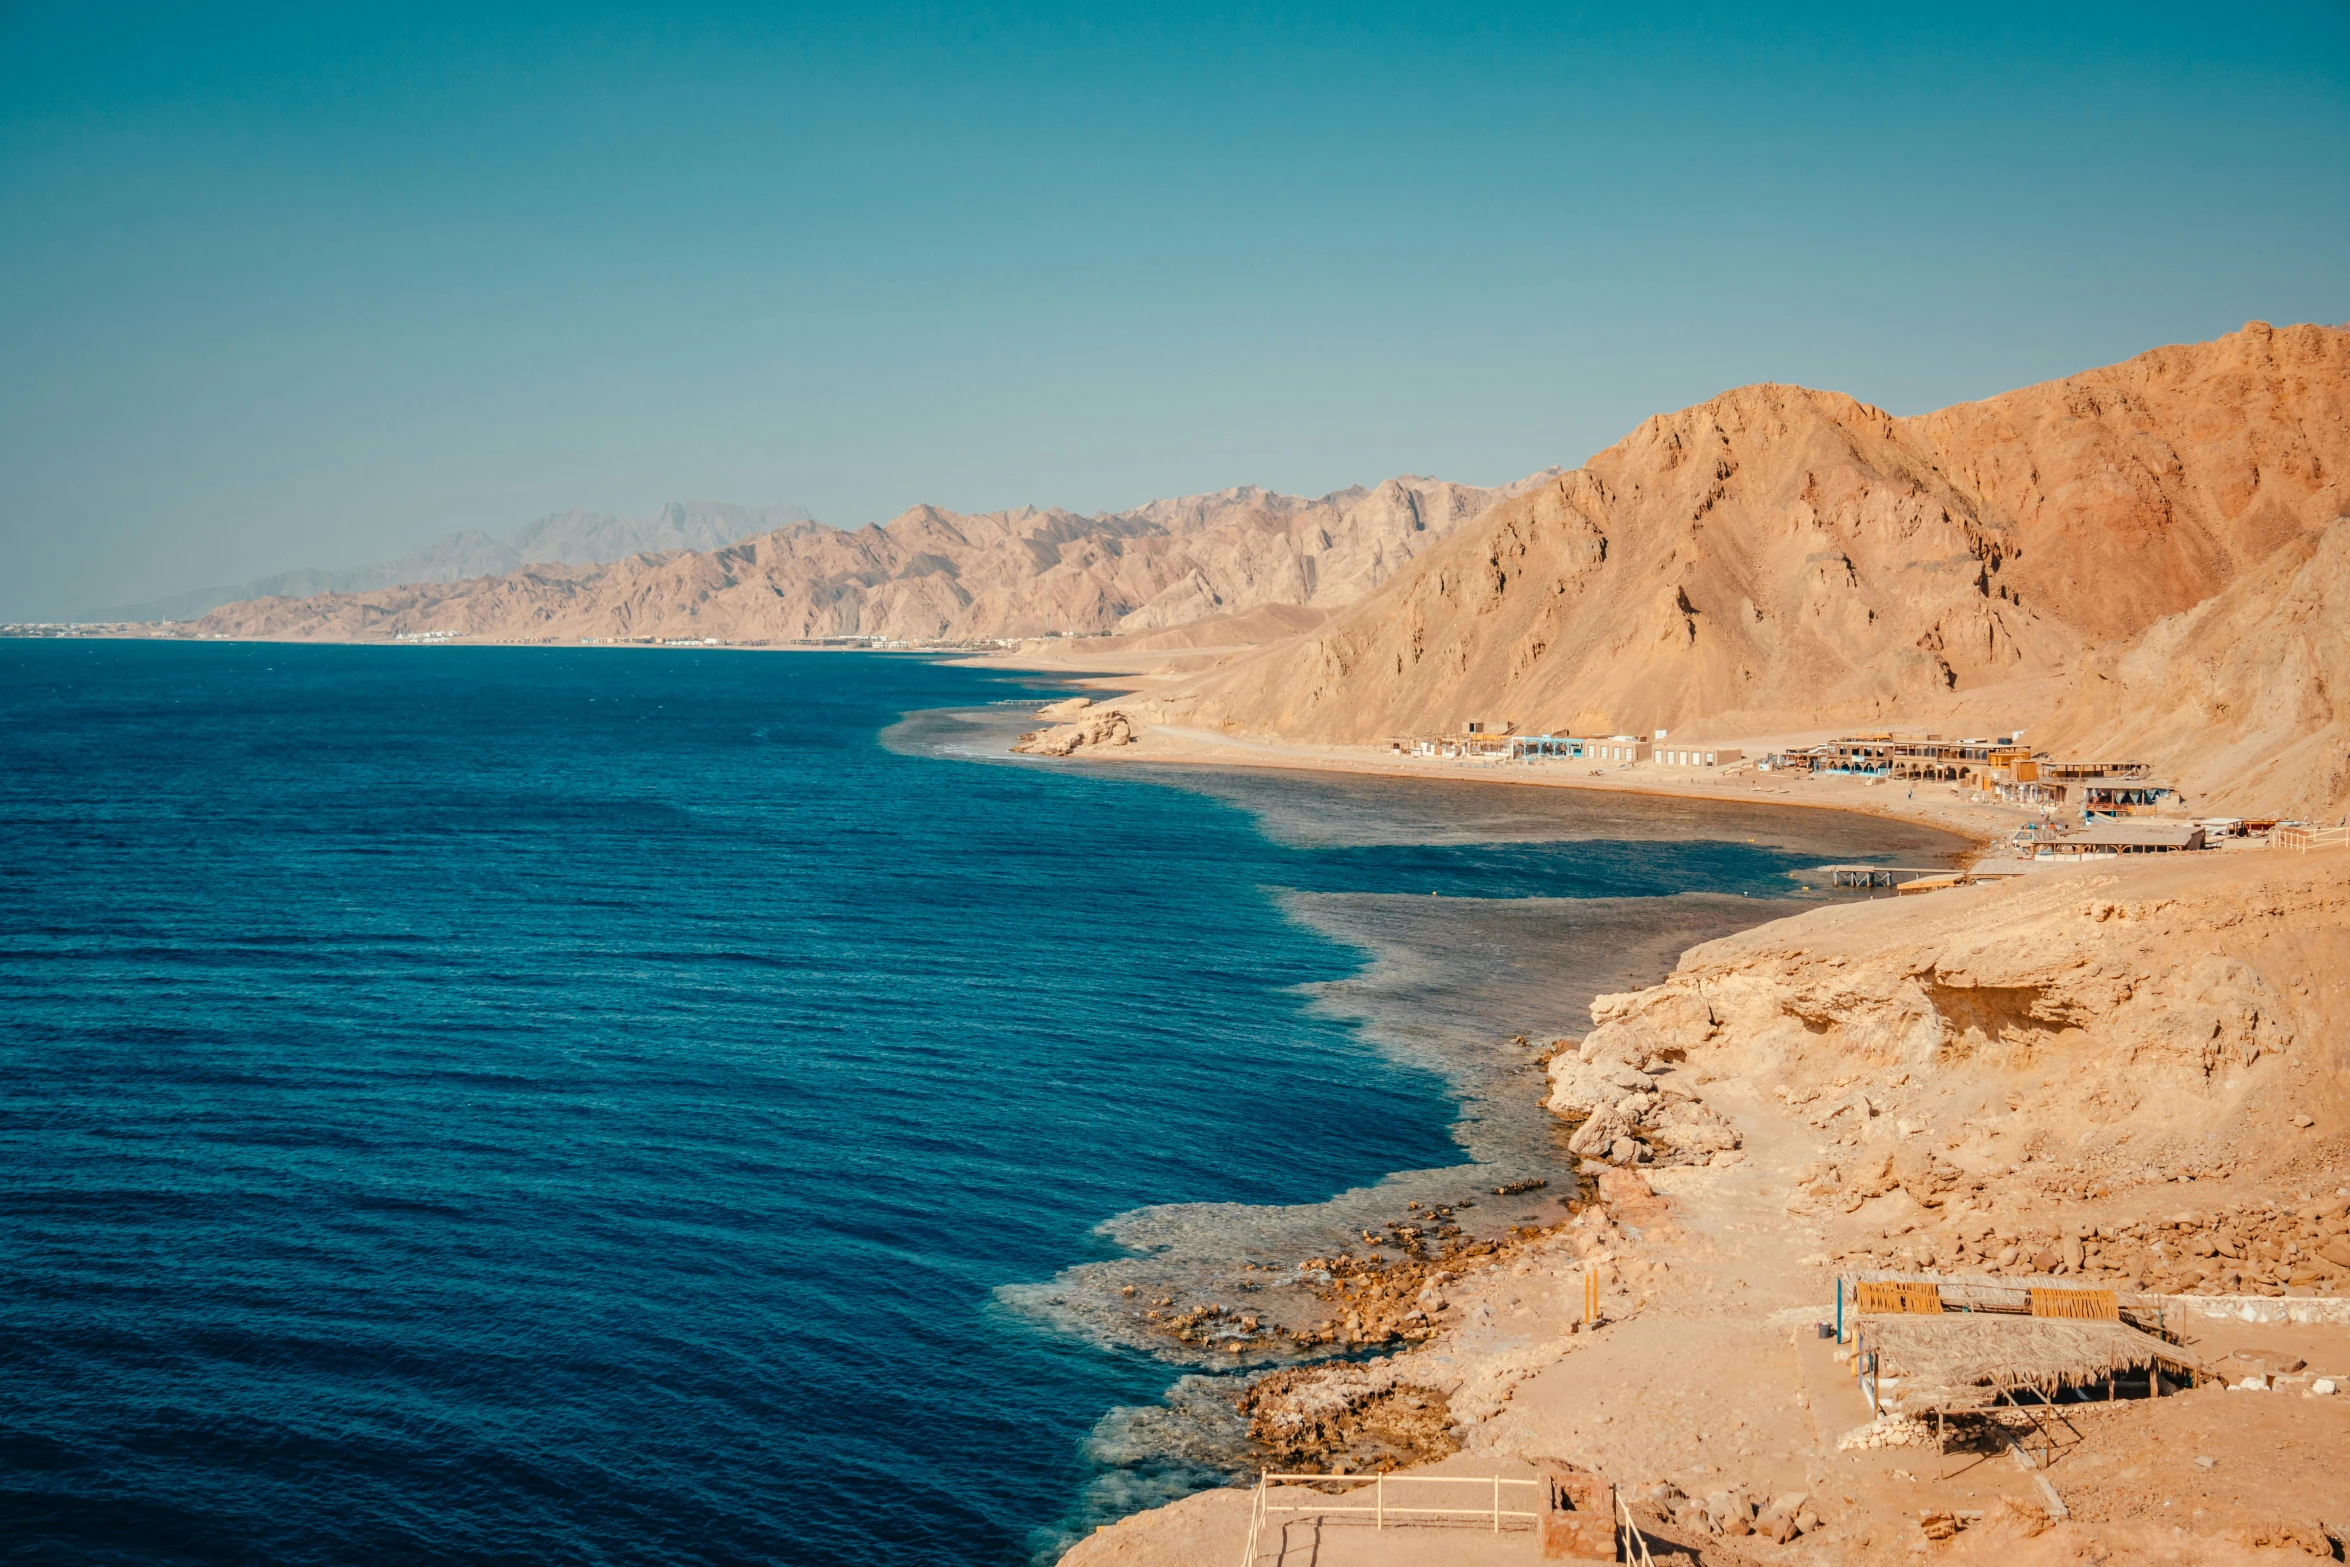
1136, 322, 2350, 815
188, 473, 1559, 644
97, 500, 812, 623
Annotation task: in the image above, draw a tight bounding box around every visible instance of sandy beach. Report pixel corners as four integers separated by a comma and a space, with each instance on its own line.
967, 655, 2036, 852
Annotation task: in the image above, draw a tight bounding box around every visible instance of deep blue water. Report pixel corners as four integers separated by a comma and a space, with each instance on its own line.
0, 643, 1944, 1566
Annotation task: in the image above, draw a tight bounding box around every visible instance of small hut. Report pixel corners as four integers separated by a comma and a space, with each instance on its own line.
1859, 1314, 2206, 1418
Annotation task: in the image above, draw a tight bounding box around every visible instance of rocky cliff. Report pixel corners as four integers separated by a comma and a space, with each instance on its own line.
1553, 847, 2350, 1202
1140, 323, 2350, 814
190, 474, 1554, 645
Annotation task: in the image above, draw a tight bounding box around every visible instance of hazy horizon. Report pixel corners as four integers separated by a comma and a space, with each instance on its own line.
4, 2, 2346, 619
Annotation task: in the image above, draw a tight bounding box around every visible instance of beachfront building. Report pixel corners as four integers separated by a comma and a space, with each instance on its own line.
2032, 821, 2205, 858
1649, 743, 1743, 768
1507, 734, 1589, 761
1766, 733, 2036, 780
1773, 735, 1898, 775
1394, 730, 1675, 766
1890, 736, 2034, 783
1759, 735, 2175, 814
2073, 778, 2178, 817
1580, 735, 1652, 765
1400, 732, 1518, 759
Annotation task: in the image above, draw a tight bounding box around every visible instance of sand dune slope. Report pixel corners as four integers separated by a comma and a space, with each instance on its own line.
2036, 517, 2350, 819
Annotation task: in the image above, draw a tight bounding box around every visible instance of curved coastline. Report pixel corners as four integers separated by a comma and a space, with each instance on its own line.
894, 692, 1976, 1557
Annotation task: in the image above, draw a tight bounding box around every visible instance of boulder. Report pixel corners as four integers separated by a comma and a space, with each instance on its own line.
1012, 709, 1136, 757
1645, 1096, 1743, 1156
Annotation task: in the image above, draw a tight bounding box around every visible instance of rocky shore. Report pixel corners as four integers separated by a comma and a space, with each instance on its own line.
1069, 843, 2350, 1564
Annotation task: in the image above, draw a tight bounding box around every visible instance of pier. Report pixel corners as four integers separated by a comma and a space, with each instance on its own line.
1807, 865, 1949, 888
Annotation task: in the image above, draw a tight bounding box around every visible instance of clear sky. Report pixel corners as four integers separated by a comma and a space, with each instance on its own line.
3, 2, 2346, 617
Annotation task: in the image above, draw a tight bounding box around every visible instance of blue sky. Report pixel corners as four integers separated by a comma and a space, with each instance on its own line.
3, 3, 2346, 617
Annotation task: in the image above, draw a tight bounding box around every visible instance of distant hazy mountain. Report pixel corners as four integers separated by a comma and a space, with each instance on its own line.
192, 473, 1561, 645
94, 500, 812, 622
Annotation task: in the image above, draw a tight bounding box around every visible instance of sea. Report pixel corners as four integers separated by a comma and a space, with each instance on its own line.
0, 642, 1964, 1565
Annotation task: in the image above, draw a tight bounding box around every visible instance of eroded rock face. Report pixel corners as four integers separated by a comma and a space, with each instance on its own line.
1584, 893, 2307, 1090
1550, 848, 2349, 1196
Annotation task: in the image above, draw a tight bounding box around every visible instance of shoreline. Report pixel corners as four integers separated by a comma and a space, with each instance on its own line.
983, 668, 2021, 857
921, 697, 1992, 1553
1058, 835, 2350, 1564
979, 691, 2350, 1564
892, 696, 1970, 1551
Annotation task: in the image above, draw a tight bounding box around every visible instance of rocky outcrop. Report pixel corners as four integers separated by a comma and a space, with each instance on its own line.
1013, 709, 1137, 756
1546, 1048, 1744, 1166
189, 473, 1555, 646
1551, 847, 2350, 1213
1235, 1365, 1458, 1472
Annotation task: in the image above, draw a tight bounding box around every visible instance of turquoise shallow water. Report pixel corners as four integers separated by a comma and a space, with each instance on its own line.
0, 643, 1955, 1565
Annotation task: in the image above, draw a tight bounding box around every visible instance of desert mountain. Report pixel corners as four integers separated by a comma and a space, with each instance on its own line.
1141, 323, 2350, 815
191, 475, 1554, 644
2036, 515, 2349, 819
103, 500, 809, 623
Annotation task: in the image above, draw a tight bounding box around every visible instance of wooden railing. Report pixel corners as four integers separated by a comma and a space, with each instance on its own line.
2276, 823, 2350, 851
1236, 1472, 1542, 1563
1618, 1487, 1657, 1565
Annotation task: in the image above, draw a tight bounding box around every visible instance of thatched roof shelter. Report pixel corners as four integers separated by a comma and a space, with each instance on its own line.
1860, 1314, 2207, 1415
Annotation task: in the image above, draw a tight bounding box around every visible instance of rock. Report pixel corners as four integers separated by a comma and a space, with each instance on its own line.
1565, 1102, 1640, 1158
1838, 1417, 1935, 1451
1012, 709, 1136, 757
2033, 1249, 2063, 1273
2312, 1378, 2336, 1395
1918, 1510, 1960, 1541
1711, 1492, 1754, 1536
1646, 1095, 1744, 1156
1546, 1060, 1631, 1117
